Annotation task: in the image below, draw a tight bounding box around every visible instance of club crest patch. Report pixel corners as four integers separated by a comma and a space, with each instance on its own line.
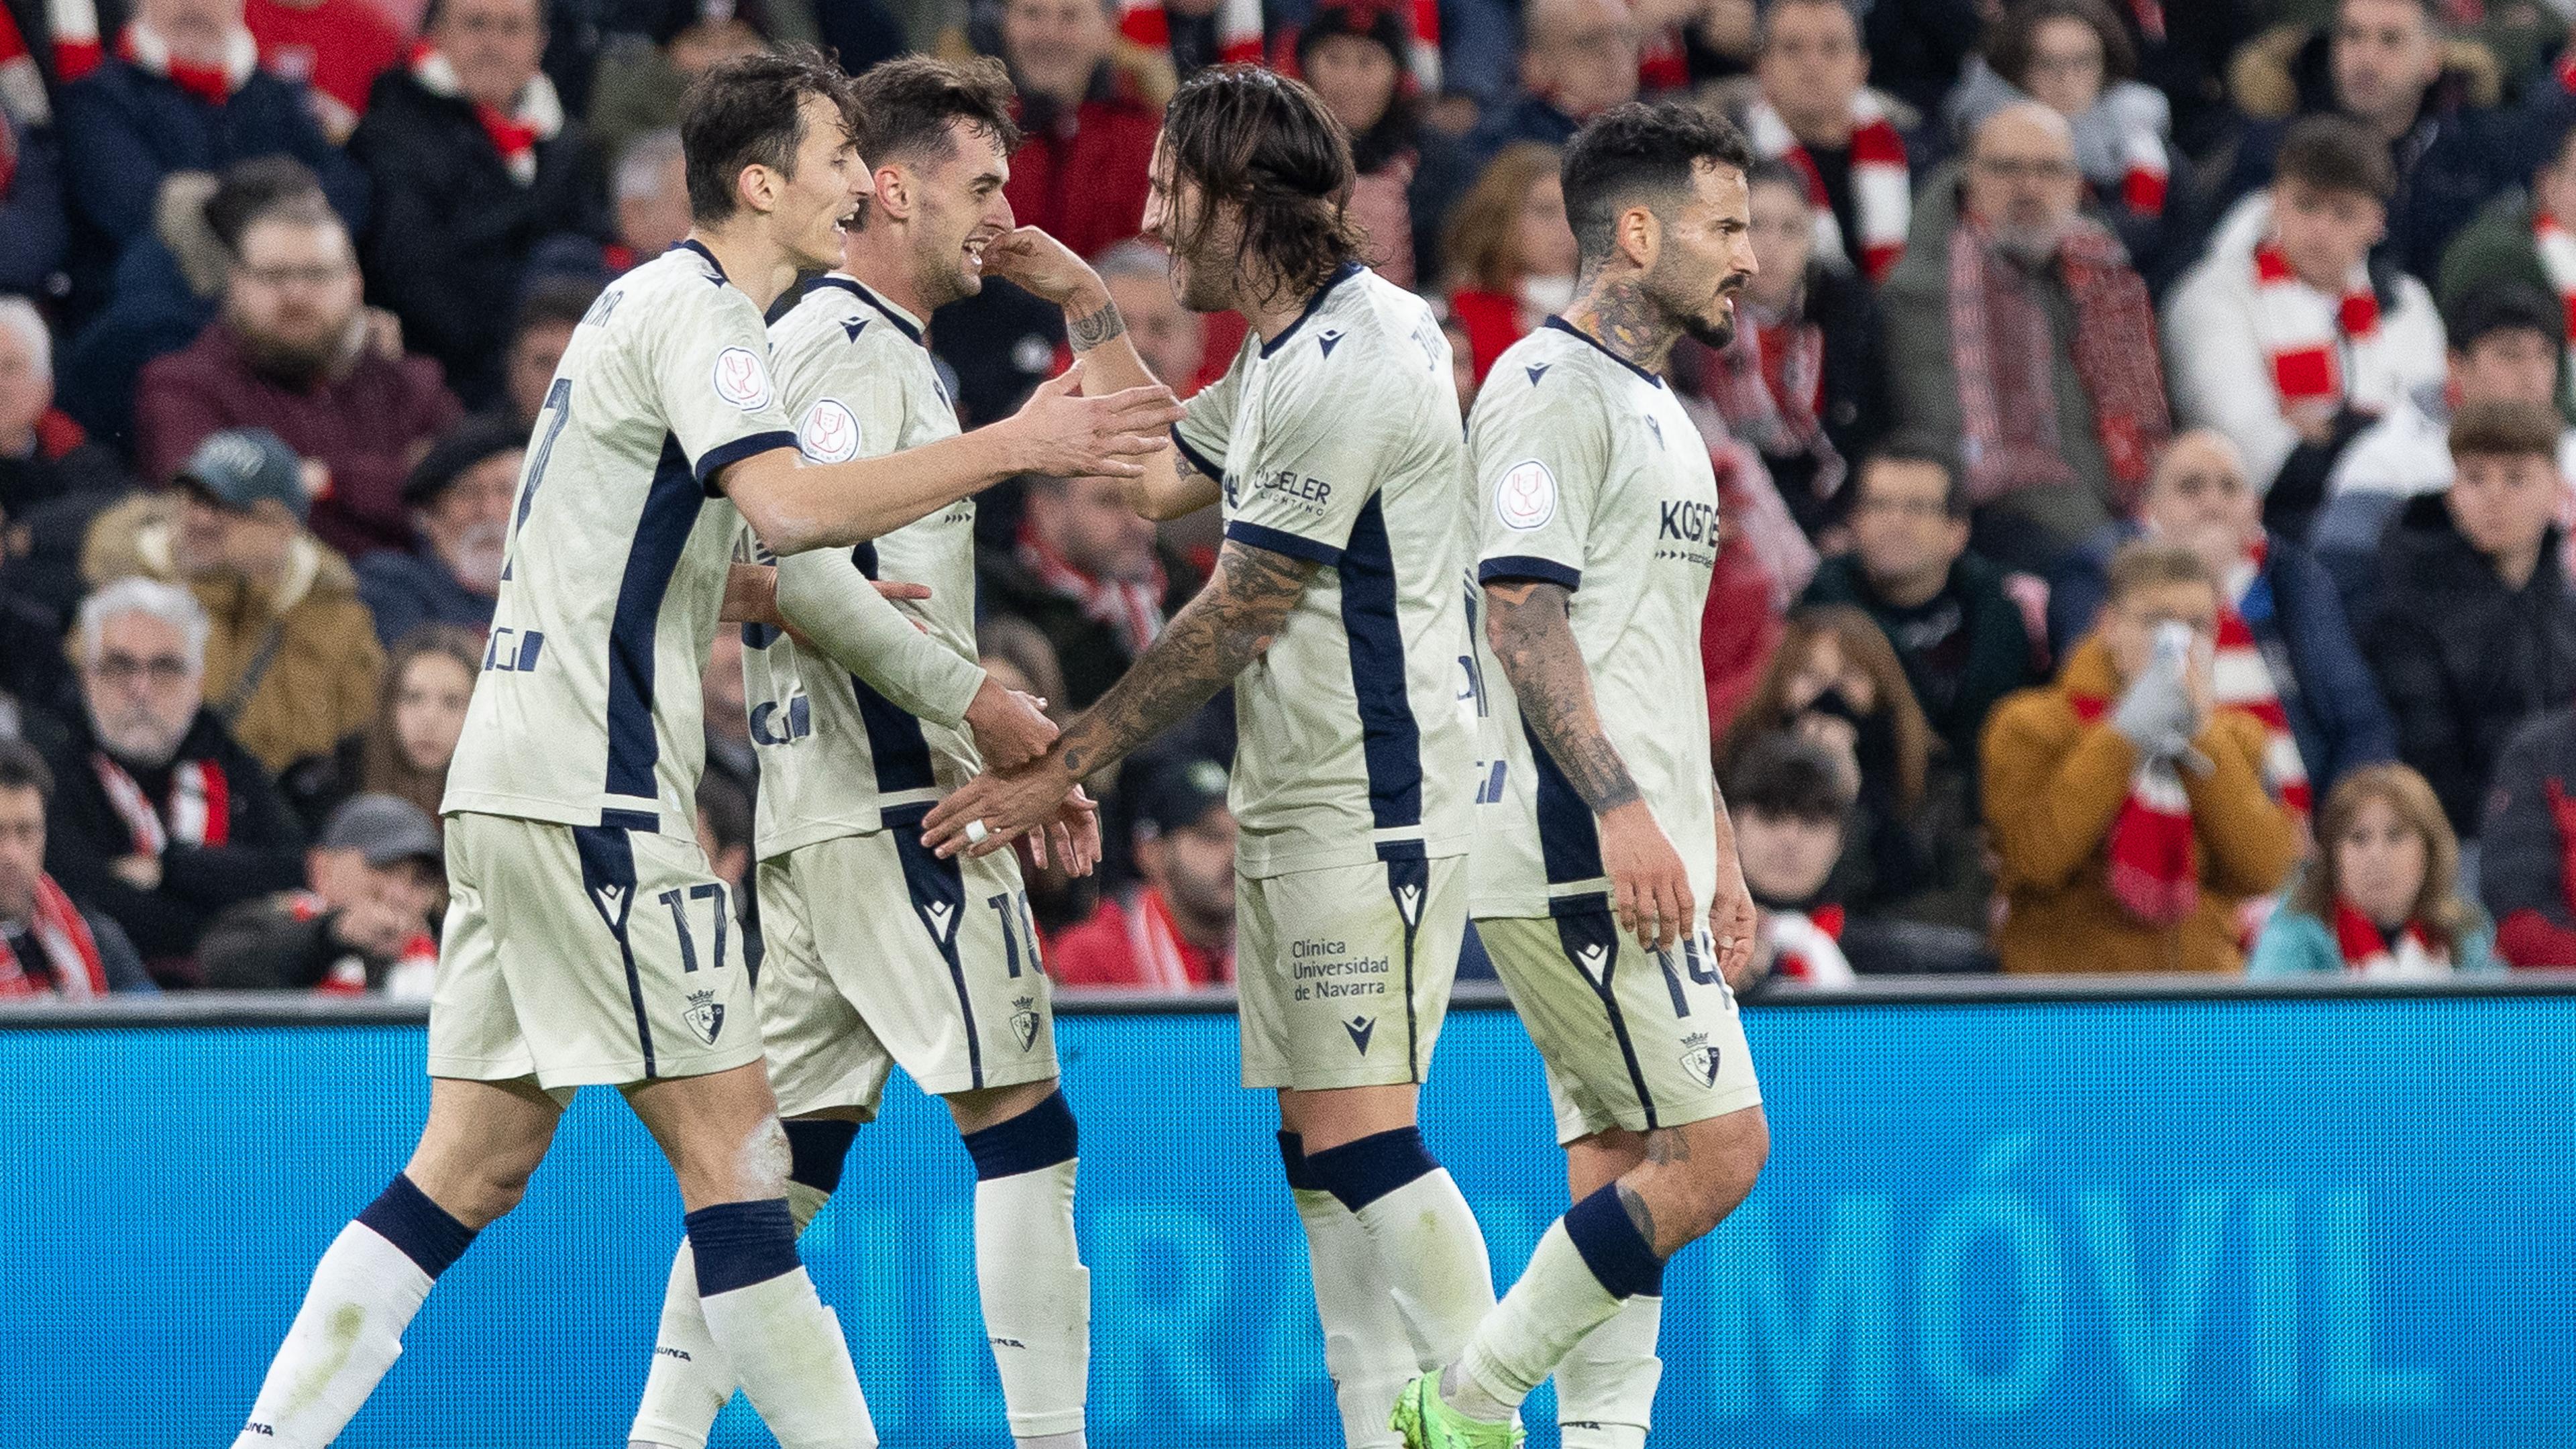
684, 989, 725, 1046
1678, 1032, 1720, 1087
1012, 997, 1040, 1052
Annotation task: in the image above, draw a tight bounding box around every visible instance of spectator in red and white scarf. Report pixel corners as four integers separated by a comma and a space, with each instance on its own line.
1945, 0, 2192, 290
1735, 0, 1909, 284
2167, 115, 2447, 514
56, 0, 367, 292
1984, 541, 2302, 973
201, 792, 443, 994
978, 474, 1176, 711
2253, 762, 2497, 975
1049, 755, 1236, 990
40, 577, 306, 981
1438, 142, 1576, 384
347, 0, 610, 409
1880, 101, 2170, 574
0, 737, 153, 996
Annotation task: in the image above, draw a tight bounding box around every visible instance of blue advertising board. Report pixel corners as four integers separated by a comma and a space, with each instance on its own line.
2, 991, 2568, 1446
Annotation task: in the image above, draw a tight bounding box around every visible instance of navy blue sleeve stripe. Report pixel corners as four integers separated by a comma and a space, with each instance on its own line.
1226, 519, 1343, 566
1172, 425, 1224, 482
693, 430, 799, 494
1479, 556, 1582, 591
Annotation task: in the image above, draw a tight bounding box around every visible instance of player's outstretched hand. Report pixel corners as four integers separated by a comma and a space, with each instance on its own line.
1006, 362, 1185, 480
922, 753, 1077, 859
1018, 787, 1103, 877
1708, 856, 1759, 992
964, 676, 1057, 771
1599, 800, 1694, 953
982, 226, 1099, 307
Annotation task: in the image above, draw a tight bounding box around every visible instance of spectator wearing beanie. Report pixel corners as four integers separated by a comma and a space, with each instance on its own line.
1050, 755, 1236, 989
200, 792, 443, 994
1983, 541, 2302, 974
2165, 114, 2447, 535
1289, 0, 1468, 289
56, 0, 366, 293
356, 416, 515, 648
134, 186, 464, 561
244, 0, 402, 143
1879, 101, 2170, 574
348, 0, 611, 410
82, 427, 383, 780
44, 576, 306, 981
2364, 399, 2576, 843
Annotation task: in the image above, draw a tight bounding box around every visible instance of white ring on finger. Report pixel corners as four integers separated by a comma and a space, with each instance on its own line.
965, 819, 990, 846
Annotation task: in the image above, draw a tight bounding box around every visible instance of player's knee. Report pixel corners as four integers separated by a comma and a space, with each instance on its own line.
1657, 1110, 1768, 1244
730, 1115, 793, 1199
959, 1087, 1079, 1181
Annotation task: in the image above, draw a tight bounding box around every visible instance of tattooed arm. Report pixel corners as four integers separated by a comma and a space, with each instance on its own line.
922, 539, 1319, 855
1485, 577, 1695, 950
982, 226, 1220, 521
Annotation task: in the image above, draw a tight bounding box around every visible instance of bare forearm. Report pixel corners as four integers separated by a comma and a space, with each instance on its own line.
1486, 580, 1640, 812
728, 429, 1021, 553
1067, 289, 1216, 521
1055, 543, 1316, 777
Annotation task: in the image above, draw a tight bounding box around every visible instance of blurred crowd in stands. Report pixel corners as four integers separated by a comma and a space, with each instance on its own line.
6, 0, 2576, 1000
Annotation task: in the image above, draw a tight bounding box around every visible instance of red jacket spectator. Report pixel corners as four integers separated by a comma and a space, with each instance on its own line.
1006, 79, 1161, 263
246, 0, 401, 141
1050, 757, 1237, 989
1050, 883, 1234, 989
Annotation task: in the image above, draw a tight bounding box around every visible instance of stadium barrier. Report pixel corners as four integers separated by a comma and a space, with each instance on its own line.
8, 977, 2569, 1446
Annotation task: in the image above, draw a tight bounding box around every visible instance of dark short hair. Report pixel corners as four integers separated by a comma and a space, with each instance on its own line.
512, 276, 603, 343
2273, 113, 2395, 204
1984, 0, 2137, 89
2104, 539, 2216, 604
1560, 101, 1755, 260
847, 54, 1022, 172
2447, 282, 2563, 356
1858, 443, 1968, 518
2449, 398, 2563, 463
0, 739, 52, 801
1727, 732, 1852, 824
205, 156, 329, 255
1157, 65, 1362, 308
680, 46, 861, 224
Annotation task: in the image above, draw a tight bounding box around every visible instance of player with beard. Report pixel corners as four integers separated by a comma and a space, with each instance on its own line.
1393, 102, 1772, 1449
627, 56, 1122, 1449
925, 65, 1493, 1449
228, 48, 1183, 1449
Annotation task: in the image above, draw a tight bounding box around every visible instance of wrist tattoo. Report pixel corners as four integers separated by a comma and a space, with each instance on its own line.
1068, 299, 1126, 352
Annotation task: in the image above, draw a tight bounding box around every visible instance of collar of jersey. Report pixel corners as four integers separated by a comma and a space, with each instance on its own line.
811, 274, 926, 346
674, 238, 729, 284
1257, 260, 1366, 359
1542, 316, 1666, 390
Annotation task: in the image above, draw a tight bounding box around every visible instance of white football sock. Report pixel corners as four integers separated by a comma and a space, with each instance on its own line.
232, 1222, 434, 1449
975, 1158, 1091, 1442
1555, 1293, 1662, 1449
629, 1187, 841, 1449
700, 1267, 877, 1449
1352, 1168, 1497, 1369
1456, 1221, 1625, 1419
1293, 1185, 1419, 1448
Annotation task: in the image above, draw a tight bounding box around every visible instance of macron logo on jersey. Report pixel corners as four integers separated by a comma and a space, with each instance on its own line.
1525, 362, 1551, 386
1318, 327, 1344, 358
841, 317, 868, 343
920, 900, 957, 943
712, 347, 773, 411
592, 883, 630, 922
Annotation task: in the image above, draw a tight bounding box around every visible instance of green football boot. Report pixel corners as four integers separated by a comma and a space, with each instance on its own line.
1389, 1371, 1523, 1449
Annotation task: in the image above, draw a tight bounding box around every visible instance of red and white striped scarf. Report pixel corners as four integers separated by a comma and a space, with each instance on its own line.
2252, 237, 2381, 412
1016, 521, 1166, 659
2212, 544, 2311, 819
0, 5, 50, 128
286, 890, 439, 996
2119, 125, 2169, 218
2070, 690, 2199, 926
1743, 92, 1909, 282
2532, 211, 2576, 347
0, 876, 107, 998
39, 0, 101, 83
117, 19, 258, 105
1768, 904, 1853, 985
93, 753, 229, 856
409, 40, 561, 185
1118, 884, 1230, 989
2330, 899, 2450, 975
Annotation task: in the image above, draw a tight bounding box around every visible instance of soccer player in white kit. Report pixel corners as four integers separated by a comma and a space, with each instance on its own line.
924, 67, 1498, 1449
1393, 103, 1772, 1449
228, 50, 1184, 1449
626, 56, 1115, 1449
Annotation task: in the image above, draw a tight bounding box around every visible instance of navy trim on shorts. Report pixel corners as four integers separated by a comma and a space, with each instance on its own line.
601, 435, 702, 806
1383, 853, 1428, 1081
1552, 908, 1658, 1130
574, 822, 655, 1079
888, 803, 979, 1090
1340, 496, 1424, 836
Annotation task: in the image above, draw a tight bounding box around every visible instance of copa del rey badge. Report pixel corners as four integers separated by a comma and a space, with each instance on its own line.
1495, 458, 1557, 531
799, 398, 860, 463
684, 989, 726, 1046
711, 346, 773, 411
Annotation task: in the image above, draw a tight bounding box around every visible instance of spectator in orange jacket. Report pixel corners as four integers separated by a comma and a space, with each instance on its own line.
1983, 541, 2302, 973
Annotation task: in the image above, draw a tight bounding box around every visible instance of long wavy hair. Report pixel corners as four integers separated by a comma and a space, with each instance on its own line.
2291, 763, 2478, 955
1158, 65, 1362, 312
1719, 605, 1936, 816
1440, 141, 1560, 295
361, 626, 485, 823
